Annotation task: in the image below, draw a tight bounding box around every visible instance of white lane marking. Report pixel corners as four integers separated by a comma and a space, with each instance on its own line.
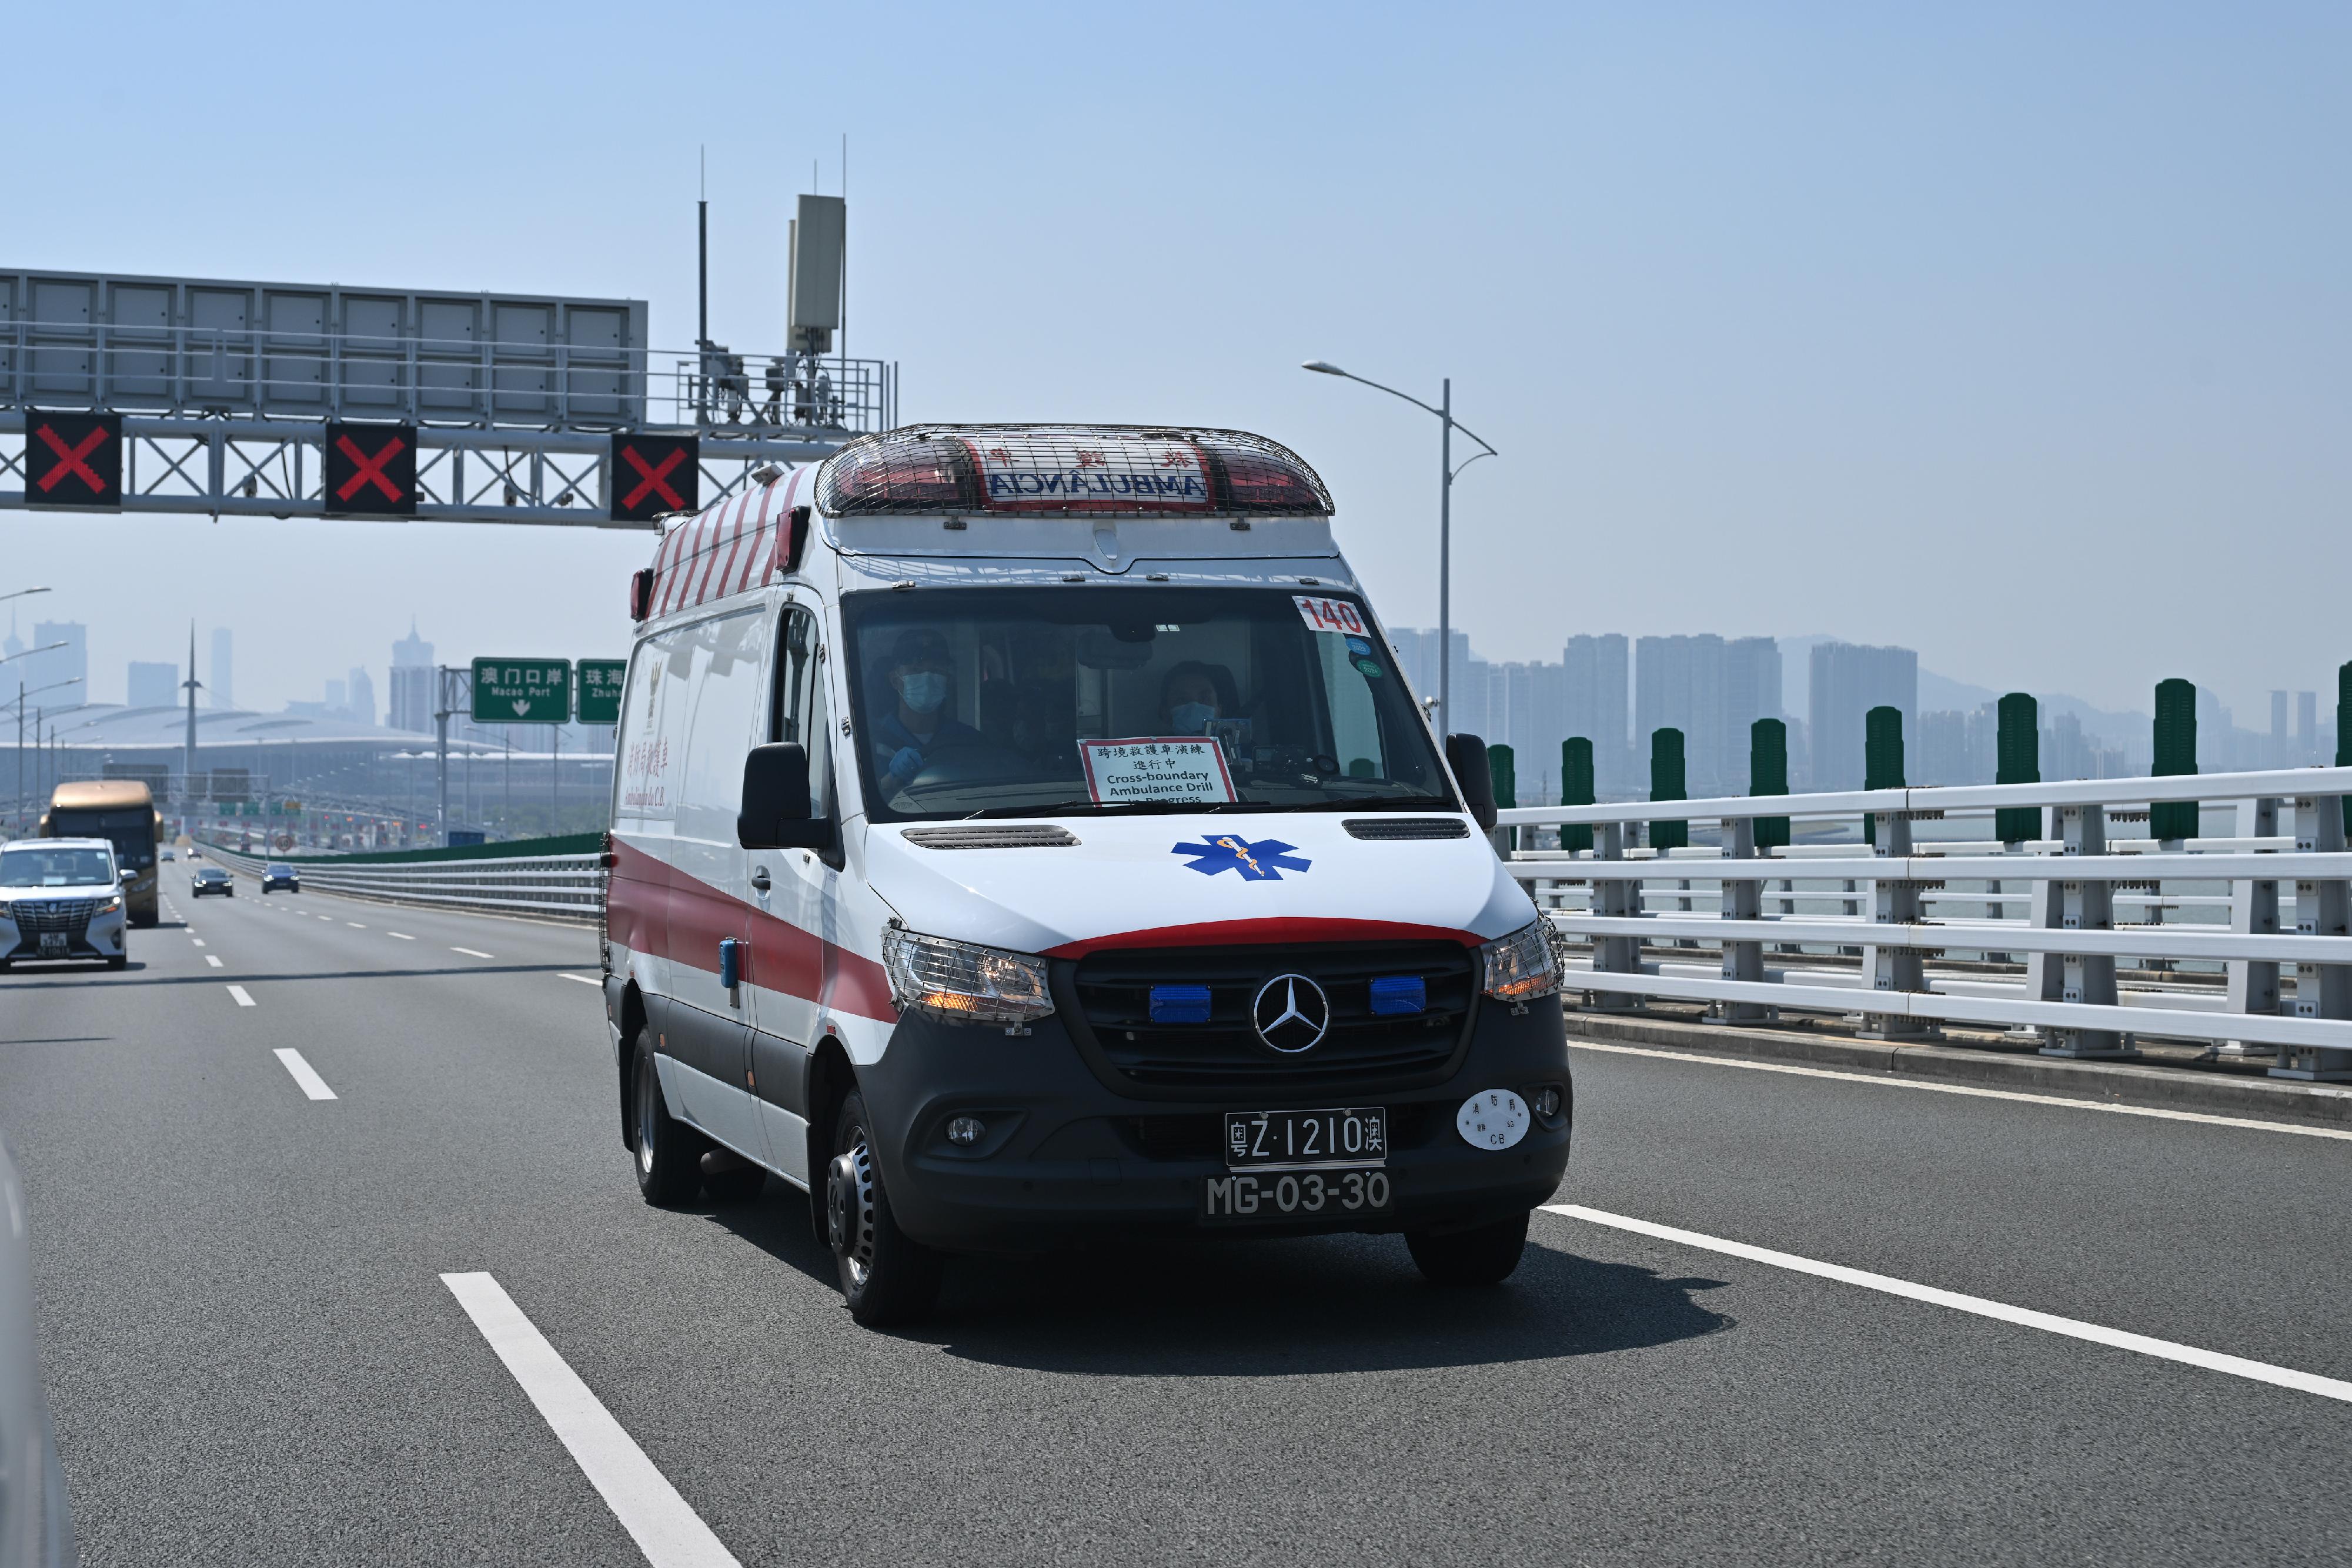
273, 1048, 336, 1100
1542, 1203, 2352, 1405
227, 985, 255, 1007
346, 922, 366, 929
560, 973, 601, 986
205, 955, 223, 968
441, 1273, 741, 1567
1569, 1039, 2352, 1143
452, 947, 493, 959
387, 932, 414, 941
318, 915, 333, 922
191, 938, 205, 948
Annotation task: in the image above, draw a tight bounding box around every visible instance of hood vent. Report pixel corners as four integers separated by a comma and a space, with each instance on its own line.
901, 824, 1080, 850
1341, 817, 1471, 841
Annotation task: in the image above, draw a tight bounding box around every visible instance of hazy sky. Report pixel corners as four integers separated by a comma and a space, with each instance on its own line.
6, 2, 2346, 721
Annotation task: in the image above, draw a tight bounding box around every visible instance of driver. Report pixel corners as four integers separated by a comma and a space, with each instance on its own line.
871, 628, 982, 796
1159, 660, 1240, 734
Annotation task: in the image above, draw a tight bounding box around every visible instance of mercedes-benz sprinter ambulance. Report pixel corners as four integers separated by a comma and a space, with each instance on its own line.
603, 425, 1570, 1324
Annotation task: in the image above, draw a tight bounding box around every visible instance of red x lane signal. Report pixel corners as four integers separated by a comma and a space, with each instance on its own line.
26, 413, 122, 510
609, 433, 699, 523
323, 423, 417, 517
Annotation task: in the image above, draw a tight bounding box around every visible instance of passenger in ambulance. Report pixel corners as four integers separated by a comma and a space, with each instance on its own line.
870, 629, 983, 797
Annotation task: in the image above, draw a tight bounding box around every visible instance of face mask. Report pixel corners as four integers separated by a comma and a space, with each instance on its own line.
1171, 701, 1217, 734
900, 671, 948, 714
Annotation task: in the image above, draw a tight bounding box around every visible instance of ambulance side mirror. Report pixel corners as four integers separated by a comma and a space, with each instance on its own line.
737, 743, 828, 849
1445, 733, 1498, 832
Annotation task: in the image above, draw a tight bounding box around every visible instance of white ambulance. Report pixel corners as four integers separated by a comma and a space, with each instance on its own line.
603, 425, 1570, 1325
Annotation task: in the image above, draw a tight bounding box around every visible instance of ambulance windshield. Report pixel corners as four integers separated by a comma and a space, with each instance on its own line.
841, 587, 1455, 821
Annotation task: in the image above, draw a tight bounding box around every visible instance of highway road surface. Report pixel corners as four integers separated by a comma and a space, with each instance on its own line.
4, 876, 2349, 1565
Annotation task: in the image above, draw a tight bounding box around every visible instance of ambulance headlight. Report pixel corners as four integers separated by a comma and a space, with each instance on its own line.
1479, 919, 1559, 1005
882, 927, 1055, 1032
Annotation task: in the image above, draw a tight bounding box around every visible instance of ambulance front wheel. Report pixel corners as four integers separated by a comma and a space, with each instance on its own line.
826, 1089, 941, 1326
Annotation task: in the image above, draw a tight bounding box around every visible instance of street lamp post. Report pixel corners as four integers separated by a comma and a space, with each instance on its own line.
1301, 362, 1496, 741
7, 676, 82, 832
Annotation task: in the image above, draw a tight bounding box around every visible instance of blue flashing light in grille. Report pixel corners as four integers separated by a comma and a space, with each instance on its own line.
1369, 976, 1425, 1015
1149, 984, 1212, 1025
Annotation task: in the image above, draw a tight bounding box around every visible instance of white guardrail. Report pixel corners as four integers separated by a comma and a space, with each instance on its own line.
205, 844, 602, 925
1498, 765, 2352, 1082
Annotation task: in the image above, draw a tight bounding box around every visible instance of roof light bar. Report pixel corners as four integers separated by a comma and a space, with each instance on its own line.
816, 424, 1333, 519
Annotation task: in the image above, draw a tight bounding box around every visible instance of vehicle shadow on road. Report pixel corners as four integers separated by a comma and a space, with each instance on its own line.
710, 1187, 1730, 1373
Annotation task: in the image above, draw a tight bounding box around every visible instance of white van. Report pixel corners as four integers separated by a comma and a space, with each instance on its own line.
603, 425, 1571, 1324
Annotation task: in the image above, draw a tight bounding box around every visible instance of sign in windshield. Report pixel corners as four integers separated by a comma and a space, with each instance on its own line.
841, 587, 1452, 821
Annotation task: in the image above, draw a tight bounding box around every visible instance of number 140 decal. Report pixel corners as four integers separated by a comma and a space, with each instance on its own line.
1294, 595, 1367, 637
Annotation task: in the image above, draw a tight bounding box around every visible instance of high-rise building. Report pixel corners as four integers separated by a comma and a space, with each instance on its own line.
390, 621, 437, 734
1808, 641, 1917, 791
347, 667, 377, 728
128, 661, 179, 709
209, 628, 233, 709
1635, 635, 1723, 793
1562, 634, 1630, 794
1917, 710, 1969, 786
2299, 690, 2320, 764
1633, 635, 1780, 795
21, 622, 88, 707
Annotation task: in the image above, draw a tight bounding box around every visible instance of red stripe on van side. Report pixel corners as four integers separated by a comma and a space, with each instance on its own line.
695, 490, 751, 607
736, 480, 777, 594
1042, 917, 1484, 959
609, 837, 897, 1023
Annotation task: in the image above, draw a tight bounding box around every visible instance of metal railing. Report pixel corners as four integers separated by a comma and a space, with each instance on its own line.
1498, 765, 2352, 1082
205, 844, 602, 925
2, 317, 894, 438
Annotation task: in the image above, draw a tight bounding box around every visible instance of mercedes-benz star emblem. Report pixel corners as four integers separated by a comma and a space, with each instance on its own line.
1251, 974, 1331, 1054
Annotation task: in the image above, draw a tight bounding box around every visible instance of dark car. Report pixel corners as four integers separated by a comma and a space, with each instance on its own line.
260, 864, 300, 894
190, 866, 234, 898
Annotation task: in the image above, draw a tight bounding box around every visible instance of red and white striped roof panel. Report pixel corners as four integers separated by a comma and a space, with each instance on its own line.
647, 469, 805, 620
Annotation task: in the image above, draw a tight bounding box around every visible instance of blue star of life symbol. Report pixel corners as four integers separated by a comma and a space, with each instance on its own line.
1170, 835, 1312, 881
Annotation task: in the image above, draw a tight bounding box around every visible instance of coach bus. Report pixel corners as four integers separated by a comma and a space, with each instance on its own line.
41, 780, 164, 926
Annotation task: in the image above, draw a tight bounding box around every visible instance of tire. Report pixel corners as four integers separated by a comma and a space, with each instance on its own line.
1405, 1211, 1531, 1287
824, 1089, 941, 1326
630, 1038, 705, 1206
106, 954, 127, 971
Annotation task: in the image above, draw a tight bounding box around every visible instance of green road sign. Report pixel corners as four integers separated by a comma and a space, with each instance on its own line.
473, 658, 572, 724
576, 659, 627, 726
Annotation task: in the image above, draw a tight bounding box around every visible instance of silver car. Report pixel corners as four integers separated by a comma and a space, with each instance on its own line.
0, 841, 129, 972
0, 1137, 76, 1567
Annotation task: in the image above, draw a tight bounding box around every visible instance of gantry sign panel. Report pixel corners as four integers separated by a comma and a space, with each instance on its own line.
0, 270, 648, 429
24, 412, 121, 509
323, 422, 417, 517
575, 660, 628, 725
609, 433, 699, 523
472, 658, 571, 724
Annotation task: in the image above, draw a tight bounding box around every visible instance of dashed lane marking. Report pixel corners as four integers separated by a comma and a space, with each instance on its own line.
273, 1048, 336, 1101
227, 985, 255, 1007
560, 974, 601, 986
346, 922, 366, 929
387, 932, 415, 941
1542, 1204, 2352, 1406
191, 938, 205, 947
442, 1272, 742, 1567
205, 955, 223, 968
452, 947, 493, 959
1568, 1039, 2352, 1142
